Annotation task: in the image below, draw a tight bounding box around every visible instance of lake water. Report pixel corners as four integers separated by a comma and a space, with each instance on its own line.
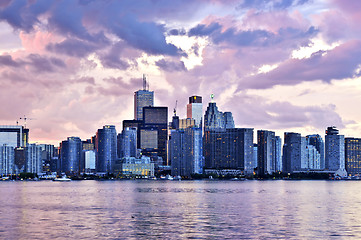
0, 180, 361, 239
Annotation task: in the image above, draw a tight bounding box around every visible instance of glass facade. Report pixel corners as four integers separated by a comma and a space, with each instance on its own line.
96, 125, 117, 173
134, 90, 154, 121
345, 138, 361, 176
60, 137, 83, 174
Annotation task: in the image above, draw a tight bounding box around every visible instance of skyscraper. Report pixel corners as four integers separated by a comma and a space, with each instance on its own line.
25, 144, 42, 174
119, 127, 137, 158
60, 137, 83, 174
187, 96, 203, 127
325, 126, 346, 174
275, 136, 282, 172
345, 138, 361, 176
96, 125, 117, 173
257, 130, 276, 175
282, 132, 306, 173
134, 75, 154, 121
0, 125, 29, 148
203, 128, 253, 171
141, 106, 168, 165
0, 145, 15, 176
170, 127, 203, 177
306, 134, 325, 169
204, 99, 234, 131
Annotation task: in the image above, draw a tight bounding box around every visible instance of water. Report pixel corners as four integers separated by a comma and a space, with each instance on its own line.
0, 180, 361, 239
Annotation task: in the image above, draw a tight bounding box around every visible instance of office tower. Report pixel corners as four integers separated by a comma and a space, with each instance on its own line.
223, 112, 235, 129
187, 96, 203, 127
141, 106, 168, 165
304, 145, 321, 169
325, 126, 345, 172
203, 128, 253, 172
257, 130, 276, 175
0, 125, 29, 148
14, 147, 25, 173
134, 75, 154, 121
345, 138, 361, 176
204, 102, 225, 131
0, 145, 15, 176
170, 127, 203, 177
179, 118, 195, 129
282, 132, 306, 173
306, 134, 325, 169
60, 137, 83, 174
119, 127, 137, 158
96, 125, 117, 173
275, 136, 282, 172
25, 144, 42, 174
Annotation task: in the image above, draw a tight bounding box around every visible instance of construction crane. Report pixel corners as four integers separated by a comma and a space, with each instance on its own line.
19, 115, 35, 128
173, 100, 178, 116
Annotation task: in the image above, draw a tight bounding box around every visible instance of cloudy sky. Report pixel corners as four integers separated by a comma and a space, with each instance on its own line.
0, 0, 360, 145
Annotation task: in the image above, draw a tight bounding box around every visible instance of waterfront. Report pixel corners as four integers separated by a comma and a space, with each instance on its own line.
1, 180, 361, 239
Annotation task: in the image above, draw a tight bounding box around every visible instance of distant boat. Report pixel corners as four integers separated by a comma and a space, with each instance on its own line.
166, 175, 174, 180
53, 175, 71, 182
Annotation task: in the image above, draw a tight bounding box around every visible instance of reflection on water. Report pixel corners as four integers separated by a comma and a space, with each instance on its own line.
1, 180, 361, 239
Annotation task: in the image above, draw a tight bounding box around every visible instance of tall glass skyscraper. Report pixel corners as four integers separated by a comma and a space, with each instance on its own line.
96, 125, 117, 173
134, 76, 154, 121
187, 96, 203, 127
345, 138, 361, 176
257, 130, 276, 175
60, 137, 83, 174
325, 126, 345, 173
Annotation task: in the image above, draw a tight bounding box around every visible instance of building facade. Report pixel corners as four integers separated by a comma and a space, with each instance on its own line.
257, 130, 276, 175
283, 132, 306, 173
96, 125, 117, 173
306, 134, 325, 169
25, 144, 42, 174
203, 128, 253, 173
345, 138, 361, 176
60, 137, 83, 174
0, 145, 15, 176
187, 96, 203, 127
325, 126, 345, 172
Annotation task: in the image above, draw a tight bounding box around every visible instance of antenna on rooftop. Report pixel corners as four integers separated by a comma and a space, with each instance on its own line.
143, 74, 147, 90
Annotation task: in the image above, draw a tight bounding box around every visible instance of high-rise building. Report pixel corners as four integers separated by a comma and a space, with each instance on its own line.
325, 126, 345, 173
203, 128, 253, 172
170, 127, 203, 177
119, 127, 137, 158
204, 100, 234, 131
60, 137, 83, 174
345, 138, 361, 176
39, 144, 56, 173
282, 132, 306, 173
0, 125, 29, 148
304, 145, 321, 169
187, 96, 203, 127
204, 102, 225, 131
141, 106, 168, 165
134, 75, 154, 121
25, 144, 42, 174
257, 130, 276, 175
0, 145, 15, 176
96, 125, 117, 173
306, 134, 325, 169
275, 136, 282, 172
123, 119, 143, 149
14, 147, 25, 173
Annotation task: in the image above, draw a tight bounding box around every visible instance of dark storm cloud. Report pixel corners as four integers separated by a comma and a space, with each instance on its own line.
0, 55, 22, 67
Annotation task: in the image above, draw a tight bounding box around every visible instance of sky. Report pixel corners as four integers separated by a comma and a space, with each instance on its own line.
0, 0, 361, 145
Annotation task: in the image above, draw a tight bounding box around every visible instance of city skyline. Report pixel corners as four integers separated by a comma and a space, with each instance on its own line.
1, 0, 361, 144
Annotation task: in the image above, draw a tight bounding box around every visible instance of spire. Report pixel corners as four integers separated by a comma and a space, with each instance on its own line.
211, 93, 214, 103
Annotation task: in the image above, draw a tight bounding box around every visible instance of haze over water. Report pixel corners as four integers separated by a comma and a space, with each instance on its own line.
0, 180, 360, 239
